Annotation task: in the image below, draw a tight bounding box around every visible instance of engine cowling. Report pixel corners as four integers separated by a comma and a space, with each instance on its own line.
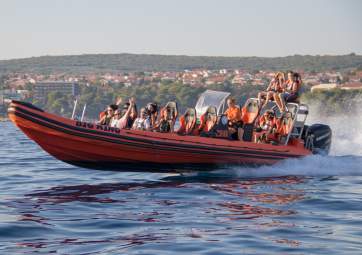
303, 124, 332, 155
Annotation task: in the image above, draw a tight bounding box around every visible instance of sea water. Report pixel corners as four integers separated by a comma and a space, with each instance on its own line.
0, 116, 362, 254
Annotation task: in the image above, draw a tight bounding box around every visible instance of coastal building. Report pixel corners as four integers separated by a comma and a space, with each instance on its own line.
340, 82, 362, 90
310, 83, 338, 92
231, 75, 246, 86
310, 82, 362, 92
34, 81, 80, 102
3, 89, 22, 100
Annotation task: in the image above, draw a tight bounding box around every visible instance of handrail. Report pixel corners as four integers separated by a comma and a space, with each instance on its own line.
283, 103, 309, 145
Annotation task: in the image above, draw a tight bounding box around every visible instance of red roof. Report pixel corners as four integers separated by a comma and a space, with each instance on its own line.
341, 82, 362, 89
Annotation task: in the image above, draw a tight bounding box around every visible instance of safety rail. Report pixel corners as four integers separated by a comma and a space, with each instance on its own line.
283, 103, 309, 145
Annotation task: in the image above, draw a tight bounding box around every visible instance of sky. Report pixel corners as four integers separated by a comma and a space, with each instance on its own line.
0, 0, 361, 60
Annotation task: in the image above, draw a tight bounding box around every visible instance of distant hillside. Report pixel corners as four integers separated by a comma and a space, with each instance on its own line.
0, 53, 361, 74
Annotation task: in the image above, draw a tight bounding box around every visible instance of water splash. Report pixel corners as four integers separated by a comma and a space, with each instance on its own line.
306, 97, 362, 156
226, 155, 362, 177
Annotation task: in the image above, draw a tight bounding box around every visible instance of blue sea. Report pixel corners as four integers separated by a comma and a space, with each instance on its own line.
1, 120, 362, 254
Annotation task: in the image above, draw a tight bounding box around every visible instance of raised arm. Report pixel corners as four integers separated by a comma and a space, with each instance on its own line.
123, 98, 135, 120
266, 79, 274, 91
129, 97, 137, 119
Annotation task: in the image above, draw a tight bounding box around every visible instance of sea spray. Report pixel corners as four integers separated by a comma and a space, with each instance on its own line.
227, 94, 362, 177
225, 155, 362, 177
306, 96, 362, 156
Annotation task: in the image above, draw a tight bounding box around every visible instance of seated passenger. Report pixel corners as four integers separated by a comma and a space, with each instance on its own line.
224, 97, 243, 140
110, 98, 135, 129
132, 108, 151, 131
98, 104, 117, 126
198, 107, 218, 137
110, 109, 122, 128
255, 110, 278, 143
145, 102, 158, 128
277, 72, 302, 113
275, 112, 293, 140
98, 96, 123, 125
258, 72, 284, 108
154, 108, 172, 133
177, 108, 197, 135
122, 97, 138, 129
160, 102, 178, 132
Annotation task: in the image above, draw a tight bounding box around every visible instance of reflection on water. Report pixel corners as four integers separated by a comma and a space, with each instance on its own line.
0, 175, 307, 252
1, 122, 362, 254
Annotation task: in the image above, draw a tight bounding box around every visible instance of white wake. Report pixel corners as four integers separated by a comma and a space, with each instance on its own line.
229, 98, 362, 177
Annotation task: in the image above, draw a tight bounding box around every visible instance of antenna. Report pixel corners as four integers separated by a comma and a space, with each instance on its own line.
71, 99, 78, 119
81, 104, 87, 121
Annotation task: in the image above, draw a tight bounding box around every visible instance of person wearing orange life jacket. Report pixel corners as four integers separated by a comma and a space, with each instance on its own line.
255, 110, 278, 143
275, 112, 293, 138
258, 72, 284, 108
177, 109, 196, 135
224, 97, 243, 140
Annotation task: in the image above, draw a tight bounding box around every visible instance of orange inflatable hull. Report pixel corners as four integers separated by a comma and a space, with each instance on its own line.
8, 101, 311, 172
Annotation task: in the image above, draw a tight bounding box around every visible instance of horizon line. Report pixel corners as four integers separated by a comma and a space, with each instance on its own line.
1, 52, 360, 62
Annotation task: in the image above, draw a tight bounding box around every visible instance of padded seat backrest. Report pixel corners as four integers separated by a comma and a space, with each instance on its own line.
242, 99, 260, 124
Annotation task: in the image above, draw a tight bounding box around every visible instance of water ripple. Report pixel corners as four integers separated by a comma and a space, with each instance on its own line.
1, 121, 362, 254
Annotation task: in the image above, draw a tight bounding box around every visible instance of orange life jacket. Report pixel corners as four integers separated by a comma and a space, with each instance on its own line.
198, 113, 216, 133
178, 114, 196, 135
242, 107, 259, 124
276, 117, 293, 136
258, 115, 276, 131
99, 111, 106, 120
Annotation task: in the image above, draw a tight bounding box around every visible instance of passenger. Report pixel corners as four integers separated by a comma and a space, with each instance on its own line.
255, 110, 278, 143
275, 112, 293, 138
98, 104, 117, 126
154, 108, 172, 133
132, 107, 151, 131
110, 109, 122, 128
177, 109, 197, 135
198, 111, 217, 137
111, 98, 135, 129
258, 72, 284, 108
278, 72, 302, 112
224, 97, 243, 140
145, 102, 158, 128
162, 104, 178, 132
122, 97, 138, 128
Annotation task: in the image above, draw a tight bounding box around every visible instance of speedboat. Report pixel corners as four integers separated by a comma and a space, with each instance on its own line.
7, 90, 332, 172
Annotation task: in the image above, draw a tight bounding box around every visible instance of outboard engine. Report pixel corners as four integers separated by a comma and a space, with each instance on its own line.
303, 124, 332, 155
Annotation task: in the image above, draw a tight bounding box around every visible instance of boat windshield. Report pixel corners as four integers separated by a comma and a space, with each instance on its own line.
195, 90, 231, 117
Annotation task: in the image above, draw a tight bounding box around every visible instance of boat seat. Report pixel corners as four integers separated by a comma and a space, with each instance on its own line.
242, 124, 254, 142
177, 108, 197, 135
276, 112, 294, 144
213, 114, 229, 138
241, 99, 260, 125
